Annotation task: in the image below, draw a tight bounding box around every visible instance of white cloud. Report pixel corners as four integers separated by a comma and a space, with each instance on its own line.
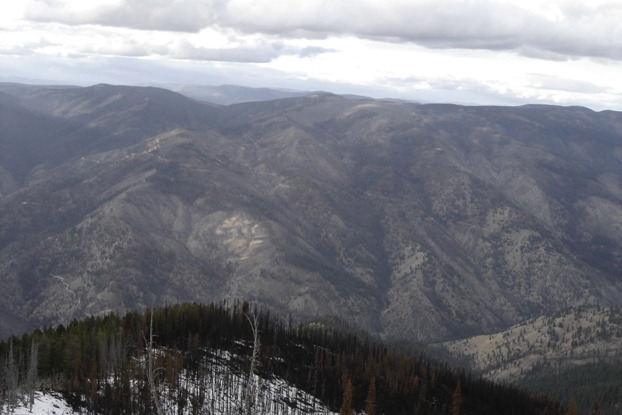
0, 19, 332, 63
3, 0, 622, 110
24, 0, 219, 32
525, 74, 611, 94
20, 0, 622, 61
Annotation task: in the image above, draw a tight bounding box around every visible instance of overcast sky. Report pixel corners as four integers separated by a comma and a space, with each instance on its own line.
2, 0, 622, 110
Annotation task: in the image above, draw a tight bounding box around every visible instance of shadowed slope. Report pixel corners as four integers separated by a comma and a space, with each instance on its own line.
1, 83, 622, 342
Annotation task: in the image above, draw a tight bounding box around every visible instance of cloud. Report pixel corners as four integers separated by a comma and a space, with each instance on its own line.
0, 38, 54, 56
24, 0, 220, 32
222, 0, 622, 61
171, 39, 308, 63
21, 0, 622, 61
525, 73, 611, 94
298, 45, 335, 58
9, 0, 622, 112
69, 34, 335, 63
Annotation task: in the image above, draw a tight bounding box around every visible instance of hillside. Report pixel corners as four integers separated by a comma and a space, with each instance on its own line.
440, 306, 622, 382
439, 306, 622, 413
2, 83, 622, 342
0, 302, 566, 415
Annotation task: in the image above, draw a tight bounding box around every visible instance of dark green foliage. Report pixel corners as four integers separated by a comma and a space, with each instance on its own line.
518, 361, 622, 415
0, 301, 565, 415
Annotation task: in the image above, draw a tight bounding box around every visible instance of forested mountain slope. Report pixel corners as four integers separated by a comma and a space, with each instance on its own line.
440, 306, 622, 414
441, 306, 622, 383
2, 83, 622, 342
0, 302, 567, 415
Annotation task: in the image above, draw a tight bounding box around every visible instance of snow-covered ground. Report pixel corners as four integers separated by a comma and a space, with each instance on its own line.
2, 391, 77, 415
2, 349, 337, 415
155, 349, 338, 415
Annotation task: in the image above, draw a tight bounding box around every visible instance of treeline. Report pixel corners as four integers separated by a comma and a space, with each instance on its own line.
519, 361, 622, 415
0, 301, 566, 414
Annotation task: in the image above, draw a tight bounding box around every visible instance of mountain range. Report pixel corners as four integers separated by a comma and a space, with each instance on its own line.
2, 82, 622, 343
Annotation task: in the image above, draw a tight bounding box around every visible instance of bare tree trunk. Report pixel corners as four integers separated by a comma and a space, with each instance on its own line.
244, 313, 261, 415
6, 339, 18, 413
27, 339, 38, 413
145, 309, 164, 415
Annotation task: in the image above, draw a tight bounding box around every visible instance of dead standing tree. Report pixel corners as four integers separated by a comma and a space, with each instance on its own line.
244, 312, 261, 415
145, 309, 165, 415
5, 338, 18, 413
27, 339, 38, 413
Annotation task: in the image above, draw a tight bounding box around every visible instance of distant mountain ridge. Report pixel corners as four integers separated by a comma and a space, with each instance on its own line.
1, 82, 622, 342
159, 83, 315, 105
149, 83, 417, 106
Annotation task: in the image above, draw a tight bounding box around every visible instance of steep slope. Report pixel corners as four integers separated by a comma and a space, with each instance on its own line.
2, 83, 622, 343
0, 91, 63, 184
0, 303, 567, 415
439, 306, 622, 414
440, 306, 622, 382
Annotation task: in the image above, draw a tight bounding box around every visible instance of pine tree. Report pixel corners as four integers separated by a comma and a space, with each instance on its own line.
588, 399, 601, 415
451, 380, 462, 415
340, 379, 354, 415
566, 398, 577, 415
365, 377, 377, 415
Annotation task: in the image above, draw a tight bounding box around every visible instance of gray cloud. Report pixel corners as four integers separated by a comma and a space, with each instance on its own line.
222, 0, 622, 62
525, 73, 611, 94
173, 39, 285, 63
24, 0, 221, 32
175, 42, 335, 62
23, 0, 622, 61
0, 38, 54, 56
298, 45, 335, 58
72, 37, 334, 63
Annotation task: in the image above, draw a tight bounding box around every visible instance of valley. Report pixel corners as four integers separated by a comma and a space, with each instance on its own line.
2, 83, 622, 347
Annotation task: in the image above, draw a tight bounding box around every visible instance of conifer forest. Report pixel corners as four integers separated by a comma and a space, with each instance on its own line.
0, 301, 571, 414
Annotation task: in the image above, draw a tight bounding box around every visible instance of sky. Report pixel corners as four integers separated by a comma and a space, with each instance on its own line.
2, 0, 622, 110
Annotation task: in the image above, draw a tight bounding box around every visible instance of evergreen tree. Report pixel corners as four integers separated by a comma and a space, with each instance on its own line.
588, 398, 601, 415
365, 377, 377, 415
566, 398, 577, 415
0, 302, 571, 415
340, 379, 354, 415
451, 380, 462, 415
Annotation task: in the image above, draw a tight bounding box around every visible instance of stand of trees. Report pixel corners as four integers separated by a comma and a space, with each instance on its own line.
1, 301, 567, 414
519, 361, 621, 415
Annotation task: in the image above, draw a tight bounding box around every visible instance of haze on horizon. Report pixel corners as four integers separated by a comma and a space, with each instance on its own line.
2, 0, 622, 110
